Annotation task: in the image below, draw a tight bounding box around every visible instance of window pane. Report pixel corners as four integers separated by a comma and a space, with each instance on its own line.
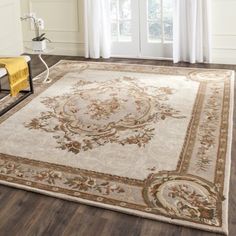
119, 0, 131, 20
163, 0, 173, 13
148, 0, 161, 20
148, 21, 161, 42
111, 22, 118, 40
111, 0, 118, 20
163, 0, 173, 42
164, 19, 173, 42
119, 21, 131, 41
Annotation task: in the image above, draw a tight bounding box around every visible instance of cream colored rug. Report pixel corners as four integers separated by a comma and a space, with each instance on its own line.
0, 61, 234, 234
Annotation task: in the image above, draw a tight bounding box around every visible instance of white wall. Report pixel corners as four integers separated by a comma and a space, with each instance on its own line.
0, 0, 23, 55
211, 0, 236, 64
20, 0, 236, 64
20, 0, 84, 56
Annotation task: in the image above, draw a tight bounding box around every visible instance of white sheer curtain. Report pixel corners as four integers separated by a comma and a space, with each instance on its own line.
173, 0, 212, 63
84, 0, 111, 59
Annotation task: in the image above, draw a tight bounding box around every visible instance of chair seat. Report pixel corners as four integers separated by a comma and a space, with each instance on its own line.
0, 56, 31, 78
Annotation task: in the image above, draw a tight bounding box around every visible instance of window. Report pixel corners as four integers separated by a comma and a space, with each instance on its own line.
111, 0, 132, 42
110, 0, 174, 58
147, 0, 173, 43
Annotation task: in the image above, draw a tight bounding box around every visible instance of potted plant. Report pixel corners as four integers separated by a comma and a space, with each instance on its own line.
21, 14, 51, 51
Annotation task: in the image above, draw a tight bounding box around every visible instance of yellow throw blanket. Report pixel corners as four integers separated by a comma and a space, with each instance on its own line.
0, 57, 29, 97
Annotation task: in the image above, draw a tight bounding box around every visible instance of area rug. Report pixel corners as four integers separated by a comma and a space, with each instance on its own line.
0, 61, 234, 234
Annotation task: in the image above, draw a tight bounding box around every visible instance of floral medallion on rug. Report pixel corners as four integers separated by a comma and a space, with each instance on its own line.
0, 61, 234, 234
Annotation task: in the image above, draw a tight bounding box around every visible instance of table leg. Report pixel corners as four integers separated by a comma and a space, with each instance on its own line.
33, 54, 52, 83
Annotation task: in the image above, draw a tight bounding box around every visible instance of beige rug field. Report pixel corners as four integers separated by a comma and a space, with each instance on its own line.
0, 61, 234, 234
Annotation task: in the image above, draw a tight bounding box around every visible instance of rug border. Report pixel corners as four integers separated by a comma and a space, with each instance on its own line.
0, 60, 234, 235
221, 70, 235, 235
57, 59, 234, 73
0, 179, 229, 235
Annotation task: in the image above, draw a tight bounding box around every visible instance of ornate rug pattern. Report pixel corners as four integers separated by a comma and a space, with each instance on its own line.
0, 61, 234, 234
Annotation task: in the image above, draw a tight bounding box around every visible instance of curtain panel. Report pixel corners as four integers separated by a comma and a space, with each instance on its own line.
173, 0, 212, 63
84, 0, 111, 59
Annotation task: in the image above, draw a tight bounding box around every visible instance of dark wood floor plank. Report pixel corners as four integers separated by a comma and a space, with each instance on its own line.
0, 191, 40, 236
19, 195, 59, 236
38, 201, 78, 236
0, 55, 235, 236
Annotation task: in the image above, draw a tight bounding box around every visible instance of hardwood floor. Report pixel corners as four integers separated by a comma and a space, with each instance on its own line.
0, 55, 235, 236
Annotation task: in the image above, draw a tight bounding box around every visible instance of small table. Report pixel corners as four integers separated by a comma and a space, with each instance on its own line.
25, 46, 54, 84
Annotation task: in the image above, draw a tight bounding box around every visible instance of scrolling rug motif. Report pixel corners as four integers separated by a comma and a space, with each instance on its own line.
0, 61, 234, 234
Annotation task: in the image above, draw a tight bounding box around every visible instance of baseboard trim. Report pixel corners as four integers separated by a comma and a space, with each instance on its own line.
22, 41, 236, 65
212, 48, 236, 65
